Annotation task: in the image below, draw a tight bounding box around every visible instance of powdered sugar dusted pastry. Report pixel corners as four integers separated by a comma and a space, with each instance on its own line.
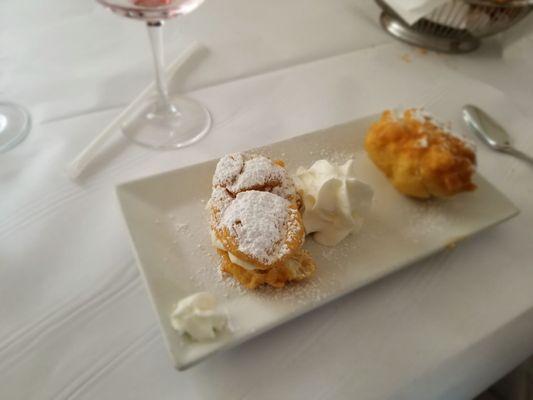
365, 109, 477, 199
208, 153, 315, 289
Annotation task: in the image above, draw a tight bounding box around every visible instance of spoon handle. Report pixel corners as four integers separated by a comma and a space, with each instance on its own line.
502, 146, 533, 166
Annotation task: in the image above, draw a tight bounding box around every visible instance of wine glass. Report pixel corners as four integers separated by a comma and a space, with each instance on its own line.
96, 0, 211, 150
0, 102, 31, 153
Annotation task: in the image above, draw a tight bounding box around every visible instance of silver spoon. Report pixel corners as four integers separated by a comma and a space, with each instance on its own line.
462, 104, 533, 166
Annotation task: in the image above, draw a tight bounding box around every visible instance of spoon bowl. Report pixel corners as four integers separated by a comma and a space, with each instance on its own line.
462, 104, 533, 166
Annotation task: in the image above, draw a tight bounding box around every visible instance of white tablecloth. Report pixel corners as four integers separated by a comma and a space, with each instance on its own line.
1, 1, 533, 399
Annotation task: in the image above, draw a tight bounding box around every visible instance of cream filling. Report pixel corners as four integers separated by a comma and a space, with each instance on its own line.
210, 231, 259, 271
210, 231, 305, 275
227, 252, 258, 271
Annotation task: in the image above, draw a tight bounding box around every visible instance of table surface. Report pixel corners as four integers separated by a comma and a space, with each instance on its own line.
1, 1, 533, 399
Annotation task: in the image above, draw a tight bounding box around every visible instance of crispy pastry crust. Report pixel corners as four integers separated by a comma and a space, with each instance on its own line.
365, 110, 477, 198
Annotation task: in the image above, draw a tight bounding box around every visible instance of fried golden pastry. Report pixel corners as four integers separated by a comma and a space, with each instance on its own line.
207, 153, 315, 289
214, 190, 305, 270
211, 153, 300, 205
365, 109, 477, 199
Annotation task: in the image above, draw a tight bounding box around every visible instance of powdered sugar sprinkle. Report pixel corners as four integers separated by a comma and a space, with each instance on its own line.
393, 107, 476, 151
220, 191, 293, 265
213, 153, 296, 201
212, 153, 244, 187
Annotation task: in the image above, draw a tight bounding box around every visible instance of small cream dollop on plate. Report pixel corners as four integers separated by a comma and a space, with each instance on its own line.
293, 159, 374, 246
170, 292, 227, 341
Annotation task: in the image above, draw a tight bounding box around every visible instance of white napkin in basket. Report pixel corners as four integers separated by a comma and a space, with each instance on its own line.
383, 0, 450, 25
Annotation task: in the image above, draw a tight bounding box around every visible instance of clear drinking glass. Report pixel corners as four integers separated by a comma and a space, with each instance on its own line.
0, 102, 31, 153
96, 0, 211, 150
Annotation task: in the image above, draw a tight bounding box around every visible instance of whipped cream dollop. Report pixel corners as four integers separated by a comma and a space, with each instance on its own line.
293, 159, 374, 246
170, 292, 227, 341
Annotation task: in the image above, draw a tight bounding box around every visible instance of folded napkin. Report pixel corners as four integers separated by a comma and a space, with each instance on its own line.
383, 0, 451, 25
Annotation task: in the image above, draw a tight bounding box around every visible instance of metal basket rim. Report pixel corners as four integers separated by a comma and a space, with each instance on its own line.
463, 0, 531, 8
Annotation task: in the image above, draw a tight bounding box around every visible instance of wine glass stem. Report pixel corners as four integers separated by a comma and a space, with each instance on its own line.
146, 21, 176, 114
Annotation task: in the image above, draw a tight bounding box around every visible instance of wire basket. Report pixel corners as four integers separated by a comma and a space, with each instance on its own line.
376, 0, 532, 53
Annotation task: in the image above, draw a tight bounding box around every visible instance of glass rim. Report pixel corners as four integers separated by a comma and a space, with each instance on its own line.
96, 0, 183, 13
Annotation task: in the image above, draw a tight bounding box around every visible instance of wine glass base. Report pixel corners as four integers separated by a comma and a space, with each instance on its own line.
0, 102, 31, 153
122, 95, 211, 150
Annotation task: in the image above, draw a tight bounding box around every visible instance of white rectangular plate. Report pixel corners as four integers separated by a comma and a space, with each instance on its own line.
116, 115, 518, 370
